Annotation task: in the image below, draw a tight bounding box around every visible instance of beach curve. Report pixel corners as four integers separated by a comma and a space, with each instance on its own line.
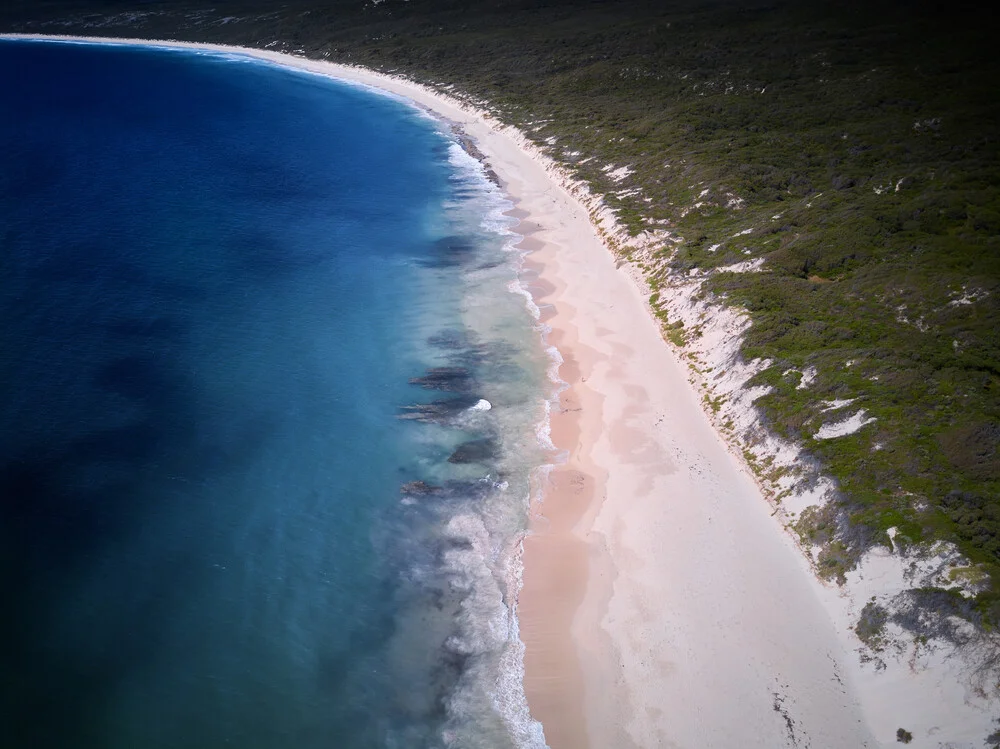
3, 34, 881, 748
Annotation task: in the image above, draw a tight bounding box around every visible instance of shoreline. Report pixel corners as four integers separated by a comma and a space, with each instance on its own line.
1, 33, 876, 748
513, 210, 618, 749
5, 33, 978, 747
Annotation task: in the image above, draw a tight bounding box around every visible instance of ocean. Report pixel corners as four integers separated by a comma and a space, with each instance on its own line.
0, 39, 550, 749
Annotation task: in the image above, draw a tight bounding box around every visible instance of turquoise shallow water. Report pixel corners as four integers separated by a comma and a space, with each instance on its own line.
0, 40, 549, 748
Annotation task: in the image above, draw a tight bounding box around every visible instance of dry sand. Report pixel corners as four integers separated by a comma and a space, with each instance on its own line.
4, 35, 891, 748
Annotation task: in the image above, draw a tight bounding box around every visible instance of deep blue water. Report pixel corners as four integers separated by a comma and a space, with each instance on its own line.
0, 40, 546, 749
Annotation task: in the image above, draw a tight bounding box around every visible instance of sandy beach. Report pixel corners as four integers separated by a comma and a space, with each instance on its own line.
490, 149, 876, 748
3, 35, 900, 747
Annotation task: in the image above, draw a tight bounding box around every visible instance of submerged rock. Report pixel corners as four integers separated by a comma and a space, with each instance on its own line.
452, 125, 501, 187
447, 438, 499, 465
398, 395, 483, 423
428, 329, 475, 350
400, 480, 444, 497
409, 367, 475, 393
427, 329, 491, 368
422, 235, 476, 268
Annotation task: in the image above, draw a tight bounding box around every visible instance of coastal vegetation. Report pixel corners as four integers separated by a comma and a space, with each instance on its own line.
3, 0, 997, 631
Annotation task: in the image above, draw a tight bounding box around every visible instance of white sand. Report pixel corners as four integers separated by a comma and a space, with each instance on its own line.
5, 34, 990, 748
511, 189, 876, 747
814, 409, 877, 439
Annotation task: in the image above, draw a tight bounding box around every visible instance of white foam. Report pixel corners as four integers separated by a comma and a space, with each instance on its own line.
544, 344, 564, 384
493, 590, 549, 749
507, 279, 541, 320
470, 399, 493, 412
435, 508, 546, 748
534, 399, 557, 452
